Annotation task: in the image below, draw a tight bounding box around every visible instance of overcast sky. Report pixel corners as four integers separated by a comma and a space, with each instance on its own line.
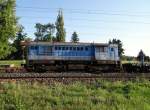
16, 0, 150, 56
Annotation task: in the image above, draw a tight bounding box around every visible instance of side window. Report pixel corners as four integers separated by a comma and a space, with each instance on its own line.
66, 47, 68, 50
100, 47, 105, 52
35, 46, 38, 50
70, 47, 72, 50
29, 46, 38, 55
111, 48, 114, 51
99, 46, 107, 52
77, 47, 80, 51
62, 47, 65, 50
44, 46, 52, 54
55, 46, 58, 50
85, 47, 88, 51
30, 46, 34, 50
81, 47, 83, 51
58, 47, 61, 50
73, 47, 76, 51
30, 46, 37, 50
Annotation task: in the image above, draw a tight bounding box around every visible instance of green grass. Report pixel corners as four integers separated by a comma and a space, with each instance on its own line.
0, 80, 150, 110
122, 60, 139, 64
0, 60, 149, 67
0, 60, 25, 67
122, 60, 150, 64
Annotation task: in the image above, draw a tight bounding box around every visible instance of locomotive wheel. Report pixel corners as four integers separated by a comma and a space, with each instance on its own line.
34, 65, 47, 73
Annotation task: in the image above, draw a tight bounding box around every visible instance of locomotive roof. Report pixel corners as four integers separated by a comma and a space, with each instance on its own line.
26, 41, 109, 46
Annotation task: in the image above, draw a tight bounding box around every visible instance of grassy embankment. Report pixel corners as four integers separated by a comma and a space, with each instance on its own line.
0, 80, 150, 110
0, 60, 25, 67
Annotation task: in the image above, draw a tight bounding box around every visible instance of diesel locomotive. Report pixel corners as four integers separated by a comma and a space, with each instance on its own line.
24, 42, 120, 72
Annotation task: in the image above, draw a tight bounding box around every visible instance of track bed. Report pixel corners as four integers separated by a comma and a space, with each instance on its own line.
0, 72, 150, 84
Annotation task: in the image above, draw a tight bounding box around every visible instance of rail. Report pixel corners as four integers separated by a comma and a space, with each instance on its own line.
0, 74, 149, 80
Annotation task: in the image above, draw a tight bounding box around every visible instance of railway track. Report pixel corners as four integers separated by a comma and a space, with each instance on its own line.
0, 75, 149, 80
0, 72, 150, 84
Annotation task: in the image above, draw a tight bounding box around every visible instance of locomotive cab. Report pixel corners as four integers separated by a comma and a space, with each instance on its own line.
94, 44, 119, 63
93, 43, 120, 72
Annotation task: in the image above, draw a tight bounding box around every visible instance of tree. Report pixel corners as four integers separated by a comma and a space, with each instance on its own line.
71, 32, 79, 43
11, 25, 27, 59
55, 9, 66, 42
34, 23, 45, 41
43, 23, 55, 41
137, 50, 150, 62
109, 39, 124, 57
34, 23, 55, 42
137, 50, 145, 61
0, 0, 18, 59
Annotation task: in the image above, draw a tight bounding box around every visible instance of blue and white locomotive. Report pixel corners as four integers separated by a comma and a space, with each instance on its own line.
25, 42, 120, 72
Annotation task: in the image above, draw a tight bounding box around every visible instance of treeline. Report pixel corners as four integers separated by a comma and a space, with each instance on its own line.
33, 10, 79, 43
0, 0, 79, 60
0, 0, 17, 59
122, 50, 150, 62
109, 39, 150, 62
34, 10, 65, 42
9, 10, 80, 59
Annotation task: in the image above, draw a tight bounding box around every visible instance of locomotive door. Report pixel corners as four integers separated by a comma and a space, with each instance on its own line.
110, 48, 115, 60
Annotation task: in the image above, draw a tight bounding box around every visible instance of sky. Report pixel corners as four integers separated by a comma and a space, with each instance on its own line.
16, 0, 150, 56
